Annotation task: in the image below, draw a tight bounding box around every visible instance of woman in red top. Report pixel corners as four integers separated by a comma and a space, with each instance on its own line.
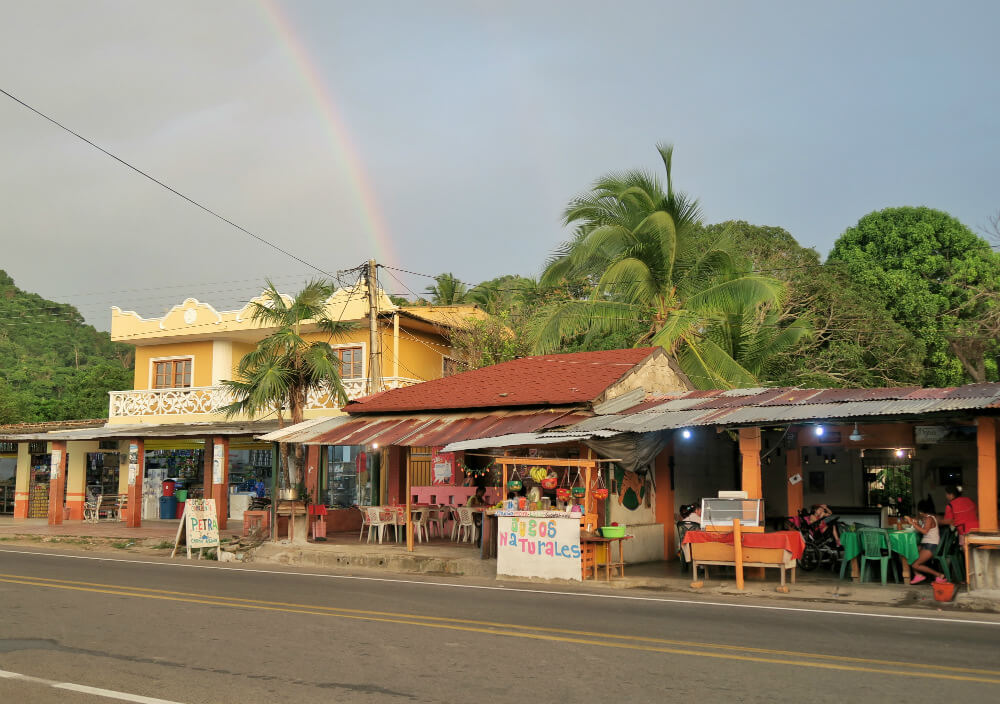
940, 485, 979, 545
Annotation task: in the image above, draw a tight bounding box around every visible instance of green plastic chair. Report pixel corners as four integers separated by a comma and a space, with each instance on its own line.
941, 527, 965, 582
859, 528, 899, 585
838, 528, 857, 580
932, 527, 956, 582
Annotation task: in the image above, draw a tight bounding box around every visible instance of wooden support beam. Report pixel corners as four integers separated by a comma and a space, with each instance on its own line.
739, 428, 763, 499
125, 439, 144, 528
786, 434, 803, 517
977, 417, 998, 532
46, 440, 67, 526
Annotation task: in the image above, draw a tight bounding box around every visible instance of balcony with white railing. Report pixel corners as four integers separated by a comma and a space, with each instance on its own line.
107, 377, 421, 421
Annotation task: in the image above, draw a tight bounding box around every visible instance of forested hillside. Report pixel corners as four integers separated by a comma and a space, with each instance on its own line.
0, 270, 133, 423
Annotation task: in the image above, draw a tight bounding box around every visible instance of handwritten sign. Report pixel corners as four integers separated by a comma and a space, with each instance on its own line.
212, 444, 224, 485
127, 443, 139, 486
50, 449, 62, 480
497, 516, 581, 581
171, 498, 220, 559
431, 448, 454, 485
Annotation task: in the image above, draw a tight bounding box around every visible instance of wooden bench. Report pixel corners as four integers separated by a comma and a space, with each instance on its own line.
83, 494, 127, 523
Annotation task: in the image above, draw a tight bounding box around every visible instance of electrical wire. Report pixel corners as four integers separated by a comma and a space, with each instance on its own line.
0, 86, 333, 278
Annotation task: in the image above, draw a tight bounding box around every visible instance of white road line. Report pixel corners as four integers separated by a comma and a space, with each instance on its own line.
0, 668, 184, 703
1, 546, 998, 627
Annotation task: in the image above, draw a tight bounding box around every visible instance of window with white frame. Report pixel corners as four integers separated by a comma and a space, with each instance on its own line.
153, 358, 192, 389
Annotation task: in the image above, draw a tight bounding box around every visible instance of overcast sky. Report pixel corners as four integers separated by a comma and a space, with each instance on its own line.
2, 1, 998, 330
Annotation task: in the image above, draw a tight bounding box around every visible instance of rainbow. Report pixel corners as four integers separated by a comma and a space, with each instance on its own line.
258, 1, 397, 268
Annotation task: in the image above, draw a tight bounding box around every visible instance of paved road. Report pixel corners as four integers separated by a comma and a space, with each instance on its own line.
1, 546, 999, 703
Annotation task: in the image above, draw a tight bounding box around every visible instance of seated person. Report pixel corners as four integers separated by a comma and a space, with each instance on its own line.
466, 486, 488, 508
678, 503, 702, 527
905, 497, 946, 586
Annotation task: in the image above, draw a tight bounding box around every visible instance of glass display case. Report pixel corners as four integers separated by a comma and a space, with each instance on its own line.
700, 497, 763, 528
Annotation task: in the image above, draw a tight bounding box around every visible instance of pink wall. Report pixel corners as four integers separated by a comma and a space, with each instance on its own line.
410, 486, 500, 506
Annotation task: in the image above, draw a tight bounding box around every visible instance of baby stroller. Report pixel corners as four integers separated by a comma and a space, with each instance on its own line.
785, 510, 844, 572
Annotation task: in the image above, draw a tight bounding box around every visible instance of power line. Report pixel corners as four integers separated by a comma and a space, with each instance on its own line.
0, 86, 333, 278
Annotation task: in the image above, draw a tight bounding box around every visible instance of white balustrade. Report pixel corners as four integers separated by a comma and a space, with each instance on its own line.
108, 377, 420, 419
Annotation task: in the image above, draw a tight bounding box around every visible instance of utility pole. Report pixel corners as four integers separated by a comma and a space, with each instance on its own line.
366, 259, 382, 394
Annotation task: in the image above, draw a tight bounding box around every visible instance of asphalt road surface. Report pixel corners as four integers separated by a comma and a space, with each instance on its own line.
1, 546, 999, 704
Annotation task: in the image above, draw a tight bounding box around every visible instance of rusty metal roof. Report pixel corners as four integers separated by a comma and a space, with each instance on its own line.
258, 409, 590, 447
567, 383, 1000, 434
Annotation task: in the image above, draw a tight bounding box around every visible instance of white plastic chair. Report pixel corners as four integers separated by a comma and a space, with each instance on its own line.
428, 506, 447, 538
411, 509, 430, 544
391, 507, 407, 542
365, 507, 391, 544
455, 507, 477, 544
358, 506, 372, 542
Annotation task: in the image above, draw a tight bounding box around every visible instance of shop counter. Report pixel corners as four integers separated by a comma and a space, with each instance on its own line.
494, 511, 585, 581
682, 530, 804, 587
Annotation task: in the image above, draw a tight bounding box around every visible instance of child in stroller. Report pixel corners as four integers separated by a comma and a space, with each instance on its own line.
786, 504, 843, 571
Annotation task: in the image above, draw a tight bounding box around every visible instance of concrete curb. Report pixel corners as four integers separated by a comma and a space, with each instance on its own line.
252, 542, 497, 578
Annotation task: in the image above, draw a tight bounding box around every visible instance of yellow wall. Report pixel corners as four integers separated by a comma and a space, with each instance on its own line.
134, 341, 215, 390
388, 326, 452, 381
230, 342, 256, 379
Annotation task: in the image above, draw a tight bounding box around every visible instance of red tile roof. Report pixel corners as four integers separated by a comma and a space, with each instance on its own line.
346, 348, 662, 414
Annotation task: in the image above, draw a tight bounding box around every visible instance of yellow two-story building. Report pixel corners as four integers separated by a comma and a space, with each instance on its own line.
1, 281, 484, 527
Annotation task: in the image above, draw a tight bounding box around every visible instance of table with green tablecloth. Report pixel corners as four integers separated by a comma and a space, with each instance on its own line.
840, 529, 920, 580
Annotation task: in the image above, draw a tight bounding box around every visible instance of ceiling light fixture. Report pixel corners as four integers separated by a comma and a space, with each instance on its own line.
849, 423, 864, 442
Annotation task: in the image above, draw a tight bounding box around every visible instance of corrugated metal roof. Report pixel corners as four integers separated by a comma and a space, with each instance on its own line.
440, 430, 617, 453
259, 409, 589, 447
563, 383, 1000, 434
0, 420, 281, 442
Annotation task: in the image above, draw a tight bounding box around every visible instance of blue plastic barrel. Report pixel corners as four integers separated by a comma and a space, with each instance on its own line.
159, 496, 177, 519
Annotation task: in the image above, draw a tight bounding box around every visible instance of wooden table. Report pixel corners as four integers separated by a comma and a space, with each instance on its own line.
275, 500, 307, 542
580, 535, 632, 580
964, 531, 1000, 588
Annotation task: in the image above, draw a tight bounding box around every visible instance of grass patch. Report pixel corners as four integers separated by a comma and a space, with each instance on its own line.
110, 540, 134, 550
150, 540, 174, 550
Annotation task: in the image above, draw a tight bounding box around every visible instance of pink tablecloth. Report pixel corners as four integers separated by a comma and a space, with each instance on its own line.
682, 530, 806, 560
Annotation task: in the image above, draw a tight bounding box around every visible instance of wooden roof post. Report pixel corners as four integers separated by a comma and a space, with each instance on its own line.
786, 430, 803, 517
46, 440, 67, 526
739, 428, 763, 499
406, 448, 414, 552
977, 416, 998, 532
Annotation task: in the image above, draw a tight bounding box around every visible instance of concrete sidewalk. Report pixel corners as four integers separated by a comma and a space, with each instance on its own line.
0, 516, 242, 542
2, 518, 995, 614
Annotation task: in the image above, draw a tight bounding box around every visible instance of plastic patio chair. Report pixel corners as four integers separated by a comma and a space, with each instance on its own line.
428, 506, 448, 538
675, 521, 700, 571
838, 523, 857, 580
455, 507, 477, 544
411, 509, 430, 544
358, 506, 372, 542
859, 528, 899, 585
934, 527, 963, 582
365, 507, 392, 544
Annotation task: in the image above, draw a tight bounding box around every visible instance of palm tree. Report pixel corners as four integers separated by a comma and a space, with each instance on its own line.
219, 279, 356, 488
534, 144, 799, 388
424, 273, 468, 305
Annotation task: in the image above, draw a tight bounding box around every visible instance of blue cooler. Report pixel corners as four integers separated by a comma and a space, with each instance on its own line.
159, 496, 177, 519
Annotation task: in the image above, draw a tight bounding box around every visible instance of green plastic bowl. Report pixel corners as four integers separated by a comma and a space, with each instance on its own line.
601, 525, 626, 538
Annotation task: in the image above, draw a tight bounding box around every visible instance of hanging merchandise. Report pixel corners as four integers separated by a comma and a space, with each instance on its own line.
592, 469, 609, 500
507, 467, 523, 492
556, 469, 571, 502
541, 466, 558, 490
571, 468, 587, 498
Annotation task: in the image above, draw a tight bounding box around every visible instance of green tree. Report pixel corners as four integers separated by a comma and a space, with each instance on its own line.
424, 273, 468, 305
828, 207, 1000, 386
695, 221, 924, 387
448, 311, 533, 370
219, 280, 356, 487
0, 270, 134, 422
533, 145, 798, 388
